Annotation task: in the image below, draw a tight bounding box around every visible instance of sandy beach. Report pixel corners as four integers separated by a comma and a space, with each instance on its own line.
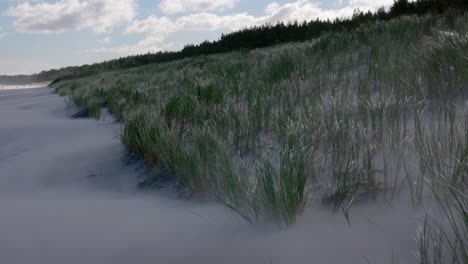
0, 83, 50, 90
0, 86, 424, 264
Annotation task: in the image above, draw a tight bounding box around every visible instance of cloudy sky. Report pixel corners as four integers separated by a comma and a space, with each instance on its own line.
0, 0, 393, 75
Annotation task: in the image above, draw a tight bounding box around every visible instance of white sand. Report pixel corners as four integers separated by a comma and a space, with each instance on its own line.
0, 87, 423, 264
0, 83, 51, 90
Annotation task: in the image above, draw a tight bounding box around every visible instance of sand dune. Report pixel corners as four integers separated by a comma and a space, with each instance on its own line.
0, 87, 423, 264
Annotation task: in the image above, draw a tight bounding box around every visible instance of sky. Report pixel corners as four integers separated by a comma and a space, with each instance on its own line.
0, 0, 394, 75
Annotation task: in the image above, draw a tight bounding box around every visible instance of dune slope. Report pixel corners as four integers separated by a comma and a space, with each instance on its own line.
0, 86, 426, 264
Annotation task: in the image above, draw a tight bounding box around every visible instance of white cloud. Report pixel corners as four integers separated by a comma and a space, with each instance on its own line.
83, 41, 183, 55
159, 0, 235, 15
110, 12, 261, 54
92, 0, 394, 55
264, 0, 351, 23
126, 12, 260, 35
264, 0, 393, 23
97, 36, 111, 44
6, 0, 136, 33
0, 27, 7, 40
348, 0, 394, 10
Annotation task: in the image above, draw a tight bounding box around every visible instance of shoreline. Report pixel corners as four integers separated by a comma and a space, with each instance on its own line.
0, 82, 51, 90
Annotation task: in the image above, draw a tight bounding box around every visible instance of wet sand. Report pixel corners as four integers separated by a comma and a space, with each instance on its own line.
0, 86, 423, 264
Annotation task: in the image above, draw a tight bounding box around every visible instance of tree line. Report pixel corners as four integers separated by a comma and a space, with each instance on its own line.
1, 0, 467, 84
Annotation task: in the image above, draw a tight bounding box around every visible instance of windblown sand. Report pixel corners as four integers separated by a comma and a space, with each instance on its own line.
0, 86, 423, 264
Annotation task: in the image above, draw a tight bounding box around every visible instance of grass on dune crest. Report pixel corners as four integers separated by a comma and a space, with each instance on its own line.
54, 10, 467, 237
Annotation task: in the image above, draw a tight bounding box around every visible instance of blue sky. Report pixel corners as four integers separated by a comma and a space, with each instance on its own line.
0, 0, 393, 75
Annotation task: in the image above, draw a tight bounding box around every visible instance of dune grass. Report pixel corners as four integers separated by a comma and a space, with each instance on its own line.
53, 10, 467, 239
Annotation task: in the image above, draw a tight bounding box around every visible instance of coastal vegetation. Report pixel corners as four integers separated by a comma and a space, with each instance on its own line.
45, 1, 468, 262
